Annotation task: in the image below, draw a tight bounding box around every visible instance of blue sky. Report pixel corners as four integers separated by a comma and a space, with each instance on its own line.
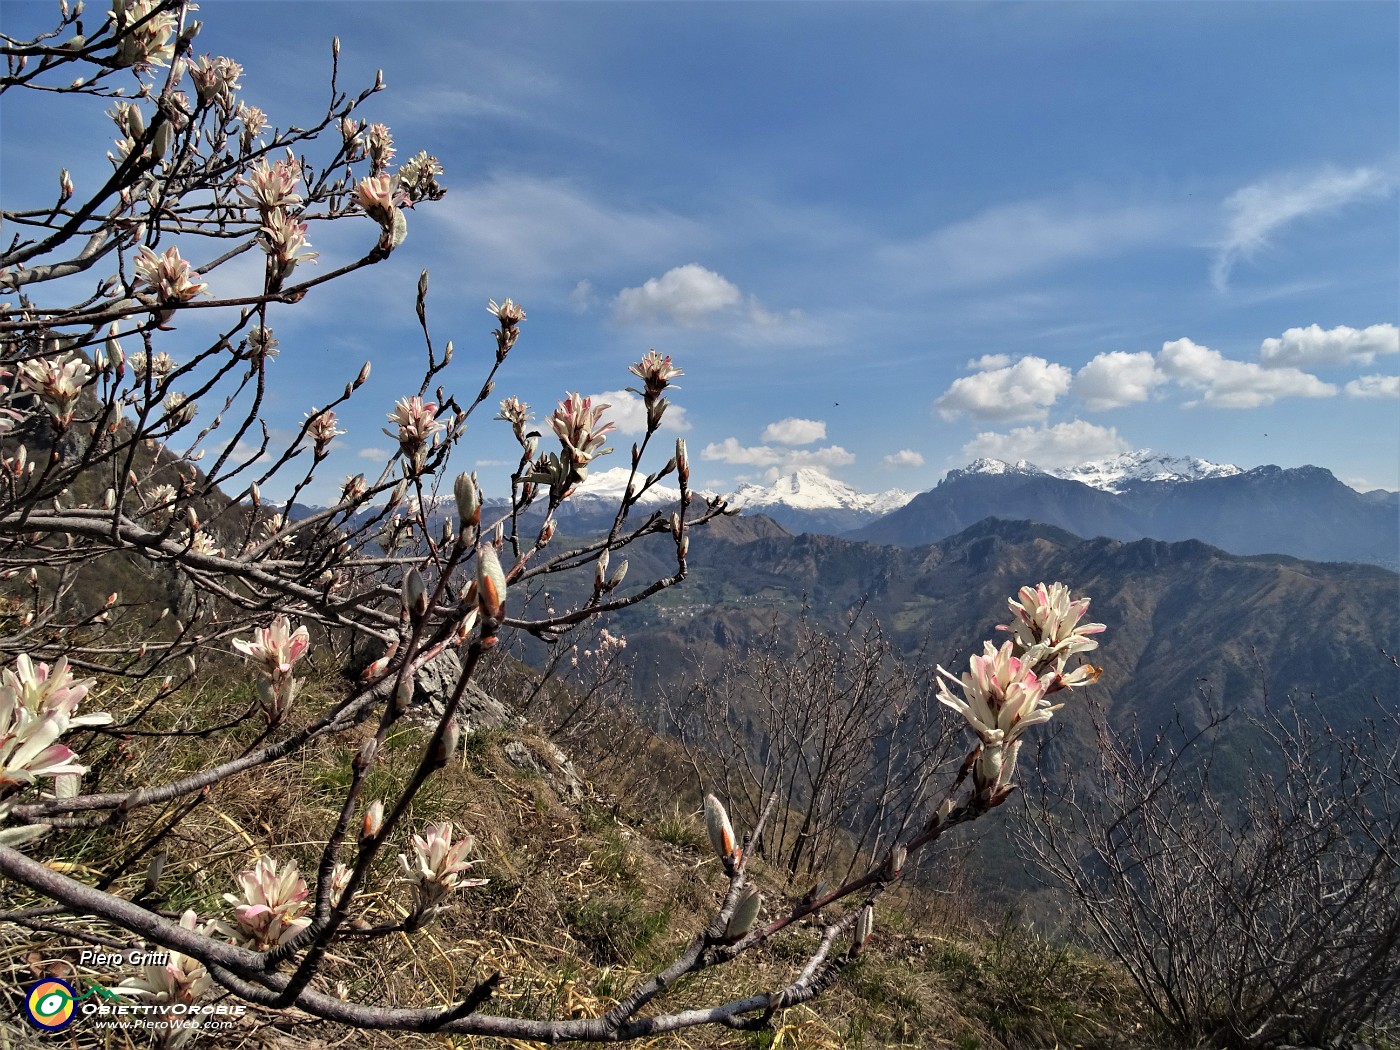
4, 1, 1397, 501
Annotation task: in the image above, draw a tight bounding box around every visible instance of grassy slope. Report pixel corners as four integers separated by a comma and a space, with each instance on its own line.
1, 663, 1144, 1050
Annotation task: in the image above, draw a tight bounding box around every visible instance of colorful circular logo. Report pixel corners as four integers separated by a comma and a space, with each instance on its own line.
24, 978, 77, 1030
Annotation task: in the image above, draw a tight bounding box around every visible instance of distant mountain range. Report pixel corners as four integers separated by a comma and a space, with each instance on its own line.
610, 516, 1398, 738
851, 452, 1397, 569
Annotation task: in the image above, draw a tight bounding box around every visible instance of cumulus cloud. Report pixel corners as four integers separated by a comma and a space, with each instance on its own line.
589, 388, 690, 435
935, 356, 1072, 422
357, 447, 393, 461
1343, 374, 1400, 399
613, 264, 742, 326
569, 279, 595, 313
1211, 166, 1394, 290
883, 449, 925, 468
1259, 323, 1399, 369
967, 353, 1012, 370
701, 437, 855, 474
961, 420, 1130, 468
1157, 338, 1335, 408
1074, 351, 1165, 411
761, 417, 826, 445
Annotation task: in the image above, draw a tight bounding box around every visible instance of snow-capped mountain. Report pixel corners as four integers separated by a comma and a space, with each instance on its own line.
961, 450, 1243, 494
855, 452, 1396, 568
725, 468, 914, 533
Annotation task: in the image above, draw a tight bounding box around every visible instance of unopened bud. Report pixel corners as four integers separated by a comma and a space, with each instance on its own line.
454, 471, 480, 528
403, 567, 428, 617
704, 794, 737, 867
250, 482, 260, 505
59, 168, 73, 200
475, 544, 507, 621
354, 737, 378, 771
725, 888, 762, 942
355, 361, 371, 388
885, 845, 906, 879
362, 799, 384, 840
593, 549, 610, 591
434, 722, 460, 767
676, 438, 689, 485
143, 852, 168, 896
853, 903, 874, 953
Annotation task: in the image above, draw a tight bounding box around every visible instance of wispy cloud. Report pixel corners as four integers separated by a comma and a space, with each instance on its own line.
1344, 375, 1400, 399
962, 420, 1130, 469
888, 198, 1183, 288
1211, 166, 1395, 291
701, 437, 854, 474
431, 175, 705, 285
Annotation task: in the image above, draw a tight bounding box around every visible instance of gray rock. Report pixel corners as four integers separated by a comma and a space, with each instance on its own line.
413, 649, 512, 732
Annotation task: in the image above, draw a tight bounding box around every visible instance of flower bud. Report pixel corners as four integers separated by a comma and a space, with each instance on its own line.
362, 799, 384, 841
885, 845, 906, 879
853, 903, 874, 953
475, 544, 507, 622
725, 887, 762, 942
402, 567, 428, 618
355, 737, 379, 771
434, 722, 460, 768
454, 471, 481, 529
704, 794, 737, 866
355, 361, 371, 388
593, 549, 610, 592
143, 852, 167, 896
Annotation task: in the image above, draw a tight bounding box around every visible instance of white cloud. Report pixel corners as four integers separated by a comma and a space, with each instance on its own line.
962, 420, 1130, 468
1074, 351, 1166, 411
761, 417, 826, 445
357, 447, 393, 461
883, 449, 925, 468
890, 199, 1180, 287
967, 353, 1011, 370
1259, 323, 1399, 369
1211, 166, 1394, 290
614, 264, 742, 327
935, 356, 1072, 422
590, 388, 690, 435
1156, 338, 1335, 408
1343, 374, 1400, 399
701, 437, 855, 474
569, 279, 595, 313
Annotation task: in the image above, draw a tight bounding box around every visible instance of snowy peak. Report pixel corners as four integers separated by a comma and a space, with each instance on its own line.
571, 466, 681, 506
956, 450, 1242, 494
1048, 450, 1242, 492
727, 468, 913, 514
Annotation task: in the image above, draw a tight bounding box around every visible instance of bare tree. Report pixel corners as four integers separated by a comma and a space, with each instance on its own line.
667, 612, 963, 885
1020, 693, 1400, 1049
0, 4, 1109, 1043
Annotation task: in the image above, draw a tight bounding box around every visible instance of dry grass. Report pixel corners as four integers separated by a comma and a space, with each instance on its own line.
2, 666, 1149, 1049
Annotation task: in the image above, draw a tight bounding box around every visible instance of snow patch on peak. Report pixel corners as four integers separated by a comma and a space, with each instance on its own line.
1047, 449, 1243, 493
727, 470, 913, 514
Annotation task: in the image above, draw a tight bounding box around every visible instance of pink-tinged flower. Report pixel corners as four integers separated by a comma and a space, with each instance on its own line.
111, 0, 179, 71
628, 350, 683, 401
998, 582, 1106, 673
936, 639, 1062, 798
189, 54, 243, 107
134, 245, 208, 306
366, 122, 395, 173
261, 210, 317, 283
232, 615, 310, 724
236, 103, 266, 151
220, 857, 312, 950
129, 349, 174, 382
237, 154, 304, 214
397, 150, 445, 203
384, 396, 444, 474
0, 655, 109, 792
17, 355, 92, 428
398, 822, 488, 923
305, 408, 343, 457
232, 615, 309, 678
495, 396, 532, 445
487, 298, 526, 327
550, 392, 615, 477
115, 910, 214, 1007
354, 174, 399, 226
